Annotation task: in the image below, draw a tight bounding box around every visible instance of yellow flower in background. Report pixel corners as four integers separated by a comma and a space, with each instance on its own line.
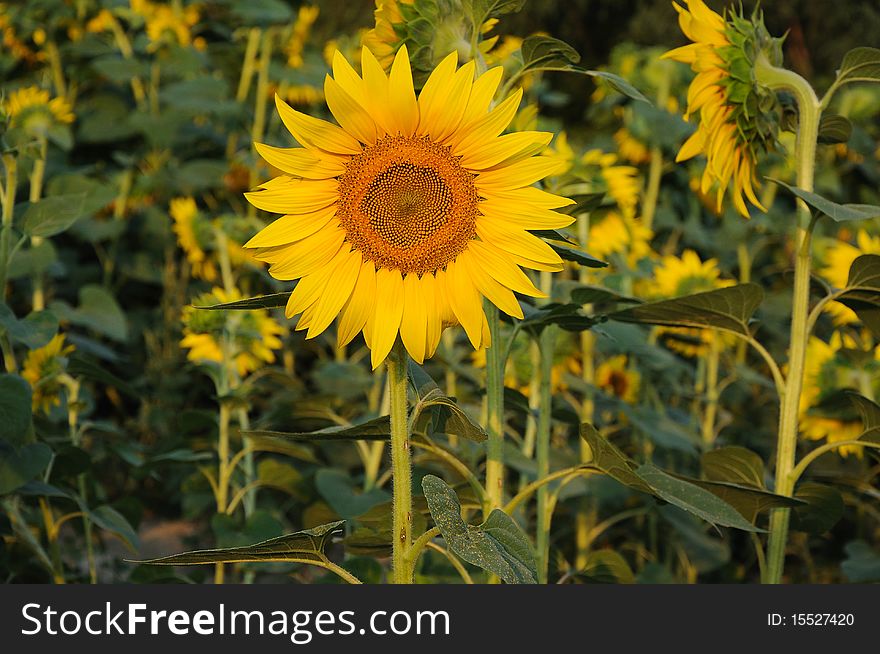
664, 0, 780, 217
799, 333, 877, 457
588, 212, 653, 268
363, 0, 410, 69
286, 5, 320, 68
614, 128, 652, 165
3, 86, 74, 133
0, 9, 42, 64
651, 249, 735, 357
597, 355, 640, 403
131, 0, 203, 50
181, 288, 286, 378
818, 229, 880, 324
22, 334, 75, 413
650, 249, 732, 298
581, 149, 641, 219
246, 46, 571, 368
170, 197, 218, 282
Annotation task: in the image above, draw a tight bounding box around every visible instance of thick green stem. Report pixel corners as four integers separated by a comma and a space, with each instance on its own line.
754, 56, 821, 584
30, 136, 48, 311
0, 154, 17, 299
484, 302, 505, 514
388, 341, 412, 584
535, 271, 554, 584
701, 334, 721, 449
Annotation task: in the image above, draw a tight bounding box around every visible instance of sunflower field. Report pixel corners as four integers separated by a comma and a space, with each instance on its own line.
1, 0, 879, 588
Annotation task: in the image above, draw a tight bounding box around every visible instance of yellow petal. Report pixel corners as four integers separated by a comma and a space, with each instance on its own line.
452, 88, 522, 155
476, 221, 564, 265
274, 94, 362, 155
370, 268, 404, 368
400, 273, 428, 363
460, 131, 553, 170
479, 201, 574, 230
458, 250, 523, 318
467, 240, 545, 297
324, 75, 378, 145
421, 272, 443, 358
360, 46, 395, 136
332, 50, 368, 106
476, 156, 565, 191
338, 261, 377, 347
244, 206, 338, 248
307, 248, 362, 338
482, 186, 575, 210
457, 66, 504, 131
446, 258, 484, 349
254, 143, 346, 179
387, 45, 419, 136
245, 177, 339, 214
418, 52, 474, 142
260, 225, 345, 280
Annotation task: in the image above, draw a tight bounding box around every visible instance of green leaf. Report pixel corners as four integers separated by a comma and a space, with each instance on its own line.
841, 540, 880, 582
569, 285, 639, 306
256, 459, 306, 501
0, 305, 59, 349
579, 424, 653, 494
66, 354, 139, 399
133, 520, 345, 565
519, 302, 598, 334
770, 179, 880, 222
408, 360, 441, 399
0, 443, 52, 495
587, 71, 651, 104
636, 464, 764, 532
701, 446, 765, 488
196, 292, 291, 311
52, 285, 129, 342
608, 284, 764, 336
0, 375, 33, 448
422, 474, 536, 584
838, 255, 880, 337
413, 388, 488, 443
315, 469, 390, 519
846, 391, 880, 430
22, 193, 87, 238
90, 505, 139, 552
549, 243, 608, 268
577, 550, 635, 584
817, 114, 852, 145
835, 47, 880, 86
791, 483, 844, 535
466, 0, 526, 27
520, 35, 580, 72
245, 415, 391, 442
683, 478, 803, 522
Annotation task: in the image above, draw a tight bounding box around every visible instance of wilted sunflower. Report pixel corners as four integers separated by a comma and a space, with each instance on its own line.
246, 46, 572, 368
664, 0, 781, 217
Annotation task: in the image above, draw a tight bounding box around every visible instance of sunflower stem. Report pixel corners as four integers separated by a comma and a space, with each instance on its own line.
29, 135, 48, 311
388, 340, 413, 584
535, 271, 555, 584
0, 153, 17, 300
754, 55, 821, 585
485, 302, 505, 515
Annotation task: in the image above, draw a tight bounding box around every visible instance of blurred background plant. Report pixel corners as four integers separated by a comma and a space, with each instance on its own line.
0, 0, 878, 585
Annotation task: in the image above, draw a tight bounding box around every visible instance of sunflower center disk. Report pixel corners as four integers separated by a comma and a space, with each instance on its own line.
337, 136, 479, 276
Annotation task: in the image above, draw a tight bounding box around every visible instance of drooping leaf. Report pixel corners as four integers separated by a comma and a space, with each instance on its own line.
817, 114, 852, 144
701, 446, 765, 488
0, 443, 52, 495
586, 71, 651, 104
549, 243, 608, 268
791, 483, 844, 535
519, 302, 599, 335
520, 35, 580, 71
608, 284, 763, 336
0, 375, 33, 448
770, 179, 880, 222
579, 423, 653, 494
413, 388, 488, 443
835, 47, 880, 87
576, 550, 635, 584
22, 193, 87, 238
838, 255, 880, 337
683, 477, 803, 523
133, 520, 345, 565
635, 464, 763, 532
569, 285, 640, 306
422, 475, 537, 584
90, 505, 140, 552
846, 391, 880, 430
245, 416, 391, 442
197, 292, 292, 311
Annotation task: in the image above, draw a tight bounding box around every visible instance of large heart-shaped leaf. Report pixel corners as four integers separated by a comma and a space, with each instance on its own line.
608, 284, 763, 336
133, 520, 345, 565
791, 483, 844, 535
422, 475, 536, 584
835, 47, 880, 86
701, 446, 765, 488
837, 255, 880, 337
315, 469, 390, 519
22, 193, 87, 238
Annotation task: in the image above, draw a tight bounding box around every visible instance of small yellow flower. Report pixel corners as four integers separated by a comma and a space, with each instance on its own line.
597, 355, 640, 403
799, 333, 877, 457
131, 0, 200, 50
181, 288, 286, 378
664, 0, 781, 217
85, 9, 116, 34
286, 5, 320, 68
3, 86, 74, 133
588, 212, 654, 268
170, 197, 218, 282
818, 229, 880, 324
613, 128, 652, 165
22, 334, 75, 413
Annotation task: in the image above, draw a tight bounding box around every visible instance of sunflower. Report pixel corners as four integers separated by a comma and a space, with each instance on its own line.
3, 86, 74, 134
170, 197, 218, 282
818, 229, 880, 325
613, 128, 652, 165
130, 0, 203, 51
588, 212, 653, 269
285, 5, 320, 68
799, 333, 877, 457
596, 354, 640, 403
181, 288, 286, 378
22, 334, 75, 413
246, 46, 572, 368
650, 249, 735, 357
664, 0, 781, 217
